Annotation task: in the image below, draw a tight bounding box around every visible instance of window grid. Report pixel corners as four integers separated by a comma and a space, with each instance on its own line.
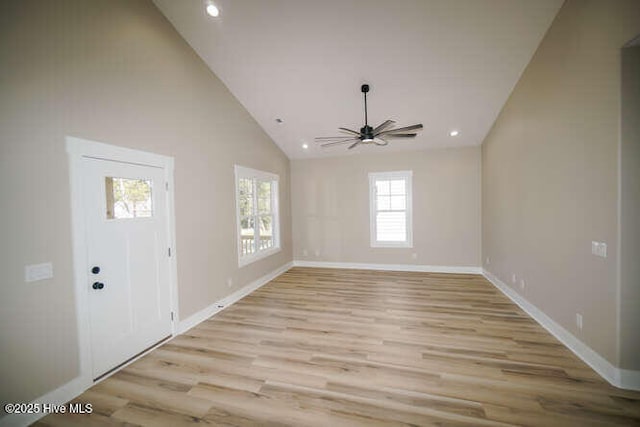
369, 171, 413, 248
235, 166, 280, 267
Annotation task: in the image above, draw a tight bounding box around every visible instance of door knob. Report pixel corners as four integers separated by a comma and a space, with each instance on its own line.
91, 266, 100, 274
92, 282, 105, 290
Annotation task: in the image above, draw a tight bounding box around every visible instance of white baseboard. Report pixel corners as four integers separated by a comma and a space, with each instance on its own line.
178, 261, 293, 334
293, 260, 482, 274
0, 261, 294, 427
619, 369, 640, 390
0, 376, 88, 427
483, 269, 640, 391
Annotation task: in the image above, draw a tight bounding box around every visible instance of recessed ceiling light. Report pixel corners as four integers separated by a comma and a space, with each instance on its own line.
206, 3, 219, 17
302, 143, 309, 149
275, 118, 283, 124
449, 130, 460, 137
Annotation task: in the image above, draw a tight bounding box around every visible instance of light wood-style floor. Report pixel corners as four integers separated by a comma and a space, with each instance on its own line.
38, 268, 640, 426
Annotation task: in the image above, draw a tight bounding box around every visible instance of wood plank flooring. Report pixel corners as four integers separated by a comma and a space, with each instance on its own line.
38, 268, 640, 426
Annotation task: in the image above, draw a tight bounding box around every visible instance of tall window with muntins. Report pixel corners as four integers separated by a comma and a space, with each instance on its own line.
235, 166, 280, 266
369, 171, 413, 248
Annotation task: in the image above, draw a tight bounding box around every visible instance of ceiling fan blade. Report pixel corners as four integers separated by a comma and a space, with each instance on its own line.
347, 141, 360, 150
338, 127, 361, 135
321, 138, 358, 147
373, 120, 395, 134
315, 136, 358, 140
376, 123, 423, 136
382, 133, 417, 138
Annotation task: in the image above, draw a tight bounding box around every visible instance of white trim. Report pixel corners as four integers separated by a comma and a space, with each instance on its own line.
293, 260, 481, 274
66, 136, 169, 168
483, 269, 640, 391
0, 332, 174, 427
166, 158, 180, 334
234, 165, 281, 268
233, 165, 279, 182
66, 136, 179, 384
369, 170, 413, 248
619, 369, 640, 390
179, 261, 293, 333
238, 247, 282, 267
0, 377, 86, 427
0, 258, 292, 427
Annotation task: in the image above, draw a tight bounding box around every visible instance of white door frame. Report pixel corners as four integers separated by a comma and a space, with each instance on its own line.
66, 136, 179, 388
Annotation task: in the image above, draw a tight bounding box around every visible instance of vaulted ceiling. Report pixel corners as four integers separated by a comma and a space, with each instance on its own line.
154, 0, 563, 159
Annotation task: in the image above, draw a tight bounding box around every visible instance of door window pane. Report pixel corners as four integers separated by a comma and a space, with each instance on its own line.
106, 177, 153, 219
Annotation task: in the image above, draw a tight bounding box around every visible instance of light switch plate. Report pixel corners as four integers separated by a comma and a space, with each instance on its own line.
25, 262, 53, 282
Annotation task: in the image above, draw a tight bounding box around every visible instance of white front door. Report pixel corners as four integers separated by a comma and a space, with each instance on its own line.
82, 157, 172, 379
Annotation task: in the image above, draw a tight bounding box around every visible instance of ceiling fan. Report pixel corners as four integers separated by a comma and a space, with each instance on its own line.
315, 84, 423, 150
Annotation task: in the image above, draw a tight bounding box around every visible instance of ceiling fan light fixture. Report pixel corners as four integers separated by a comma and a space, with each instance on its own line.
206, 2, 220, 17
449, 130, 459, 137
360, 125, 374, 143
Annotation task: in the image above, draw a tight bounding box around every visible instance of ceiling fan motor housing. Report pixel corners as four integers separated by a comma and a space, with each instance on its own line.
360, 125, 374, 142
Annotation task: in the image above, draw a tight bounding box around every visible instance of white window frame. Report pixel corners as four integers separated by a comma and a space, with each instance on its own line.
369, 170, 413, 248
234, 165, 280, 267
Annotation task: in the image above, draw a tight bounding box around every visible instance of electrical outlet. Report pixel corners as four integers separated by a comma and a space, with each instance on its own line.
511, 274, 517, 284
576, 313, 583, 330
411, 253, 418, 260
486, 257, 491, 265
520, 279, 526, 290
314, 250, 320, 257
302, 249, 308, 257
591, 241, 607, 258
226, 278, 233, 288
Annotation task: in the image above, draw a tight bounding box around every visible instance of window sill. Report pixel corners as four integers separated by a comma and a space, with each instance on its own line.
238, 246, 281, 268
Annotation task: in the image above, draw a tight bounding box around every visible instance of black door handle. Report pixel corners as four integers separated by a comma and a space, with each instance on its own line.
92, 282, 105, 290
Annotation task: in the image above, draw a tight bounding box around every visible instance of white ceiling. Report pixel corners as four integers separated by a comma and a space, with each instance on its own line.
153, 0, 562, 159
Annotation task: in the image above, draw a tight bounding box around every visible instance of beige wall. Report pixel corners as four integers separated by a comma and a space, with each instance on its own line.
0, 0, 292, 405
482, 0, 640, 366
291, 147, 481, 267
620, 46, 640, 370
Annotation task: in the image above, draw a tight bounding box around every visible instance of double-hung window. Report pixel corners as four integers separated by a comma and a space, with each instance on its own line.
235, 166, 280, 266
369, 170, 413, 248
